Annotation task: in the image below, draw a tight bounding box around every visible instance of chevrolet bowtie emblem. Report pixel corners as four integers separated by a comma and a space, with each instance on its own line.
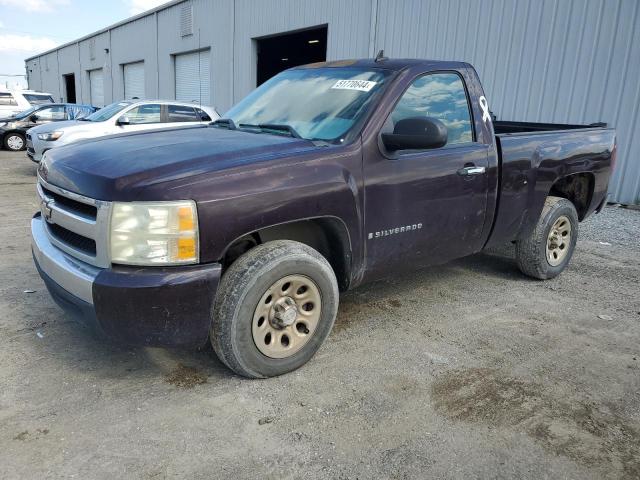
41, 199, 54, 222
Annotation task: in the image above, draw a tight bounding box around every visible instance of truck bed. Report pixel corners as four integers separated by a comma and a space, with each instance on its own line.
485, 124, 615, 250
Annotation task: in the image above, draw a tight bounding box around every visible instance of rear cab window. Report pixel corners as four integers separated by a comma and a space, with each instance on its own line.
386, 72, 474, 147
167, 105, 199, 122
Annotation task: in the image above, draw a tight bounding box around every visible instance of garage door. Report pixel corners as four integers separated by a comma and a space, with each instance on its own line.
124, 62, 145, 100
175, 50, 210, 106
89, 69, 104, 107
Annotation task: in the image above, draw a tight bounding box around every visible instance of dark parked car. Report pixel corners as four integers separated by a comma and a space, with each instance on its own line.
31, 58, 616, 378
0, 103, 96, 151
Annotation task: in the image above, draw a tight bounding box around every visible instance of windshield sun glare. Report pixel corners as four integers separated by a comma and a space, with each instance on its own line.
224, 67, 392, 143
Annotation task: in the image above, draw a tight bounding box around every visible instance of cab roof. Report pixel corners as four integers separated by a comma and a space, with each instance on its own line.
295, 58, 468, 72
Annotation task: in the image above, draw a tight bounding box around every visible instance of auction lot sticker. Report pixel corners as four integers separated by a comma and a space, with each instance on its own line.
331, 80, 377, 92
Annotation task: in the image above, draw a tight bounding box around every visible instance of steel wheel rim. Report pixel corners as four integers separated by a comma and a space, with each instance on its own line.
252, 274, 322, 359
7, 135, 23, 150
546, 215, 571, 266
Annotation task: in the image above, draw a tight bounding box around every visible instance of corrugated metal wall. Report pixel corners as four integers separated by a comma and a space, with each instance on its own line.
374, 0, 640, 204
25, 0, 640, 204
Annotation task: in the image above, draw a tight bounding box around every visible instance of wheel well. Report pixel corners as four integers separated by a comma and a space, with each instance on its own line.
3, 130, 25, 140
549, 173, 594, 221
221, 218, 352, 291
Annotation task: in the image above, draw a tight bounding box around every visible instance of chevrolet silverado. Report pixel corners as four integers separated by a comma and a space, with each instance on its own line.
31, 58, 616, 378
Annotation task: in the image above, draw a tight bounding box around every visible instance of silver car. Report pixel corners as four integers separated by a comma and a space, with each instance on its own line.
26, 100, 219, 162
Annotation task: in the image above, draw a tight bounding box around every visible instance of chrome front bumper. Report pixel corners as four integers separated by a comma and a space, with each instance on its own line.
32, 214, 222, 347
31, 215, 101, 304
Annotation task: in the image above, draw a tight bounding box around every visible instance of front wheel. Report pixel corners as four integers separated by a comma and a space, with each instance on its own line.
515, 196, 579, 279
211, 240, 339, 378
4, 133, 25, 151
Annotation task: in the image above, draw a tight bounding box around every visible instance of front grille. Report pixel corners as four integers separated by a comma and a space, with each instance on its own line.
42, 186, 97, 219
37, 176, 111, 267
47, 223, 96, 255
26, 133, 31, 141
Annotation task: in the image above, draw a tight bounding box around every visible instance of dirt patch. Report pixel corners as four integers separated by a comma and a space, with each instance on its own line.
13, 431, 29, 441
12, 429, 48, 441
387, 299, 402, 308
431, 368, 640, 478
164, 364, 207, 389
334, 297, 404, 332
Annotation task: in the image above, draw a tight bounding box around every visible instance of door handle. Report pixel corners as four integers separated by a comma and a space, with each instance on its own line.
457, 165, 486, 176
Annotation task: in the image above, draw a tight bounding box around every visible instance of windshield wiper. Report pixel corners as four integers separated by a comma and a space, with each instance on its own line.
212, 118, 237, 130
239, 123, 302, 139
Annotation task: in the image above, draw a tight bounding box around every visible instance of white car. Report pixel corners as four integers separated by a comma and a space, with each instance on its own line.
0, 89, 55, 117
26, 100, 219, 162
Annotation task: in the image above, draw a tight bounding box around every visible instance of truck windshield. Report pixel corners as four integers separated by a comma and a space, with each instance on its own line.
224, 67, 393, 142
82, 101, 132, 122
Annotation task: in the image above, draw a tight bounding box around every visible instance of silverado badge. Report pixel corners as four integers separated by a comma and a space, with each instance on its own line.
368, 223, 423, 240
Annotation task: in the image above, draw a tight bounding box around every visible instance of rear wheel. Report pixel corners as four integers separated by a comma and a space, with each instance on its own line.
515, 196, 579, 279
4, 133, 25, 151
211, 240, 339, 378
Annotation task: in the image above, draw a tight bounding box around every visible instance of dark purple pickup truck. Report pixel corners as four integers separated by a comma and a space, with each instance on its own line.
32, 58, 616, 378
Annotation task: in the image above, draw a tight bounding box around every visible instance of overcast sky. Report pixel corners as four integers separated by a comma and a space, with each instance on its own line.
0, 0, 169, 89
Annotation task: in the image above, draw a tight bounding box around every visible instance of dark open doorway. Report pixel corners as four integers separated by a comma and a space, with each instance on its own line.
255, 25, 327, 86
63, 74, 76, 103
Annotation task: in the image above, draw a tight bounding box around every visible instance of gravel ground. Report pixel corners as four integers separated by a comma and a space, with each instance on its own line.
0, 150, 639, 479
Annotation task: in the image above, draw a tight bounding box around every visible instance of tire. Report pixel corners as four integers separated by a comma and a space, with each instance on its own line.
211, 240, 339, 378
4, 133, 25, 151
515, 196, 579, 280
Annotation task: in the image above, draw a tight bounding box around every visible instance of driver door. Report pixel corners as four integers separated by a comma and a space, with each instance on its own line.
363, 72, 489, 279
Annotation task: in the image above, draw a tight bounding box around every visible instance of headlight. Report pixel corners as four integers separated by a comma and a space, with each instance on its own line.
37, 131, 63, 141
110, 201, 199, 265
0, 122, 6, 128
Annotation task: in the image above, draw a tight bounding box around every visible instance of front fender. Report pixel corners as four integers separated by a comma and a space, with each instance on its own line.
196, 145, 364, 274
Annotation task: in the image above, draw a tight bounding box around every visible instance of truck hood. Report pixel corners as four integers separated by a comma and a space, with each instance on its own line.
38, 126, 321, 200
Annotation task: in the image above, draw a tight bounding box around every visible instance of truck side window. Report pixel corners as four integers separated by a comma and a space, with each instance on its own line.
390, 73, 473, 146
126, 104, 161, 124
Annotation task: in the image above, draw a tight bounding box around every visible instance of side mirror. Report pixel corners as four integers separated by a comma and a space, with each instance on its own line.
381, 116, 448, 151
30, 114, 38, 123
117, 116, 131, 126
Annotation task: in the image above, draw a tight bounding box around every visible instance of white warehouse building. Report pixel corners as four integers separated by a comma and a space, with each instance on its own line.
25, 0, 640, 205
